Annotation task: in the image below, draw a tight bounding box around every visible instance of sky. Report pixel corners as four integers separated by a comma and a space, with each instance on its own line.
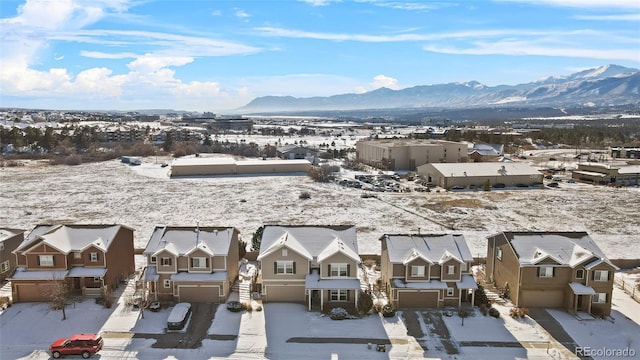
0, 0, 639, 112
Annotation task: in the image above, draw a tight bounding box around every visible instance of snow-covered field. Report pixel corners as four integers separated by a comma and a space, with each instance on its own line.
1, 154, 639, 259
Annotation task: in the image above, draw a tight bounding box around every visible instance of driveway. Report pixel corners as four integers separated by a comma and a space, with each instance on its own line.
135, 303, 223, 349
527, 307, 593, 360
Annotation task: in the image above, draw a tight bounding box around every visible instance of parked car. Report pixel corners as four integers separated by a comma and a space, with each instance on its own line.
547, 182, 559, 188
567, 179, 576, 184
492, 183, 506, 188
149, 301, 161, 312
50, 333, 103, 359
167, 302, 192, 331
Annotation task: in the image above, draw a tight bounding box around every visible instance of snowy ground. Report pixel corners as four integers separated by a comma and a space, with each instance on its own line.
1, 153, 639, 259
1, 281, 638, 360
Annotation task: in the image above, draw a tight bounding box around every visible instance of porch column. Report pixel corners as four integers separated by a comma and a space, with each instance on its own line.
308, 290, 311, 311
320, 290, 324, 312
458, 291, 461, 307
471, 289, 475, 307
154, 280, 158, 301
587, 295, 592, 314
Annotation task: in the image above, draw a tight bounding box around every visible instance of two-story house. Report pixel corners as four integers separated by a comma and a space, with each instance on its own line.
380, 233, 477, 308
10, 224, 135, 302
257, 225, 362, 312
486, 231, 616, 316
0, 228, 25, 281
142, 226, 239, 303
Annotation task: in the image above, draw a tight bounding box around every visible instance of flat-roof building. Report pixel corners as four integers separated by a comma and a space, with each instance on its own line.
417, 162, 543, 189
356, 139, 467, 171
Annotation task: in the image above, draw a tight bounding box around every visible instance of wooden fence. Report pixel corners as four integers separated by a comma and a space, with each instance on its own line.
614, 274, 640, 303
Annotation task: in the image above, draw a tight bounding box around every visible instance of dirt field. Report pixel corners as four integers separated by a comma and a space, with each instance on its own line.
1, 158, 639, 259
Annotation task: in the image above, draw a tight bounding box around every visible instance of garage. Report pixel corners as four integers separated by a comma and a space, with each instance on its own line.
397, 290, 439, 308
264, 284, 306, 302
520, 289, 564, 308
14, 283, 55, 302
177, 285, 221, 303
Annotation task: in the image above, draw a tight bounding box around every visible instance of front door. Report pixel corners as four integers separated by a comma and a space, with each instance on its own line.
577, 295, 583, 311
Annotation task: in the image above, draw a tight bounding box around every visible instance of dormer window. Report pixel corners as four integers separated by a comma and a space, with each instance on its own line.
411, 265, 425, 277
192, 257, 207, 269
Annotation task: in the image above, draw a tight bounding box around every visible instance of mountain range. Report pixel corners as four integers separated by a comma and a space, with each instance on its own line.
241, 65, 640, 112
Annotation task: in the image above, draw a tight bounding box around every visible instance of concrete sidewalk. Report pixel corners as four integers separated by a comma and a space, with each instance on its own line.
528, 307, 590, 360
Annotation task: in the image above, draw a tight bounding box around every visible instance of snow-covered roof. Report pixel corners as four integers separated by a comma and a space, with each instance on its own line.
420, 162, 541, 177
502, 232, 613, 267
0, 228, 23, 242
305, 271, 361, 290
569, 282, 596, 295
391, 278, 448, 289
383, 234, 473, 265
143, 266, 159, 281
469, 143, 504, 156
258, 225, 358, 261
456, 275, 478, 290
67, 267, 107, 278
18, 224, 127, 254
144, 226, 236, 257
9, 268, 68, 280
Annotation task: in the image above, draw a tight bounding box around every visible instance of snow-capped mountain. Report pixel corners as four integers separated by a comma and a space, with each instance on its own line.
241, 65, 639, 112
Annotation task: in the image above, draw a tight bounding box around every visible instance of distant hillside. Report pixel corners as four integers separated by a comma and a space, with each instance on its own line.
241, 64, 640, 112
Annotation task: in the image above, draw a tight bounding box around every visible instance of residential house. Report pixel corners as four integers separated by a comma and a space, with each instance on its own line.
468, 143, 504, 162
486, 231, 616, 316
142, 226, 239, 303
380, 233, 477, 309
257, 225, 362, 312
0, 228, 25, 281
276, 145, 317, 162
10, 224, 135, 302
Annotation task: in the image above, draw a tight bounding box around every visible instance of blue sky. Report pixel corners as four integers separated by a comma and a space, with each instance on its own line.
1, 0, 639, 112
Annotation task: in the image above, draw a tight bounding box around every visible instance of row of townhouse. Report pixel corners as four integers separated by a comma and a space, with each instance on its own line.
0, 224, 616, 316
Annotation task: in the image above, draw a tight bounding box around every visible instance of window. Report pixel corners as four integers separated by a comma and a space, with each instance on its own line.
330, 263, 348, 277
592, 293, 606, 304
74, 251, 81, 259
93, 277, 101, 282
496, 248, 503, 261
161, 257, 172, 266
282, 249, 288, 256
447, 265, 455, 275
0, 261, 9, 273
0, 243, 4, 251
192, 257, 207, 268
538, 266, 554, 278
89, 252, 98, 262
576, 269, 584, 279
446, 287, 454, 296
411, 265, 425, 277
330, 289, 348, 301
39, 255, 54, 267
164, 279, 171, 288
594, 270, 609, 282
461, 262, 468, 272
276, 261, 294, 275
150, 256, 157, 263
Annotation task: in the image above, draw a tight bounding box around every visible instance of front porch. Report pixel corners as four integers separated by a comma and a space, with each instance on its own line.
305, 270, 361, 312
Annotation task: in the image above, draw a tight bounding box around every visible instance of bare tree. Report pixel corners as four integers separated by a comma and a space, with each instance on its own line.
44, 277, 70, 320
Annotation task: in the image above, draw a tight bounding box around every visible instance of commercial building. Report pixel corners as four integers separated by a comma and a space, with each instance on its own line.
356, 139, 467, 171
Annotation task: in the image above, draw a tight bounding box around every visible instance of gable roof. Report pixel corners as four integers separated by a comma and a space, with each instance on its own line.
0, 228, 24, 243
383, 234, 473, 264
468, 143, 504, 156
17, 224, 130, 254
498, 231, 613, 267
143, 226, 236, 257
257, 225, 358, 261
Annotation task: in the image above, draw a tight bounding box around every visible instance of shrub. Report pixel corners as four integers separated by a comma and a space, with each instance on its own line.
480, 303, 490, 316
357, 291, 374, 315
373, 302, 384, 314
299, 191, 311, 199
64, 154, 82, 165
488, 307, 500, 318
509, 307, 529, 319
329, 307, 349, 320
227, 301, 243, 312
382, 304, 396, 317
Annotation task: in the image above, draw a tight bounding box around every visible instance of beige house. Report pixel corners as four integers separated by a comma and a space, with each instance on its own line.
142, 226, 239, 303
170, 156, 311, 177
10, 224, 135, 302
417, 162, 543, 189
380, 234, 476, 309
356, 139, 467, 171
0, 228, 25, 281
486, 231, 615, 316
257, 225, 362, 312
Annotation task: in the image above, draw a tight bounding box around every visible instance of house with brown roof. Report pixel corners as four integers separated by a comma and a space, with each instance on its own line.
10, 224, 135, 302
141, 226, 239, 303
380, 233, 477, 309
257, 225, 362, 312
0, 228, 25, 281
486, 231, 616, 316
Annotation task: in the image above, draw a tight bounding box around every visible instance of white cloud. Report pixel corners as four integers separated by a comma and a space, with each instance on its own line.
80, 50, 137, 59
298, 0, 341, 6
235, 9, 251, 19
574, 14, 640, 21
495, 0, 640, 9
127, 54, 193, 73
371, 74, 399, 89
